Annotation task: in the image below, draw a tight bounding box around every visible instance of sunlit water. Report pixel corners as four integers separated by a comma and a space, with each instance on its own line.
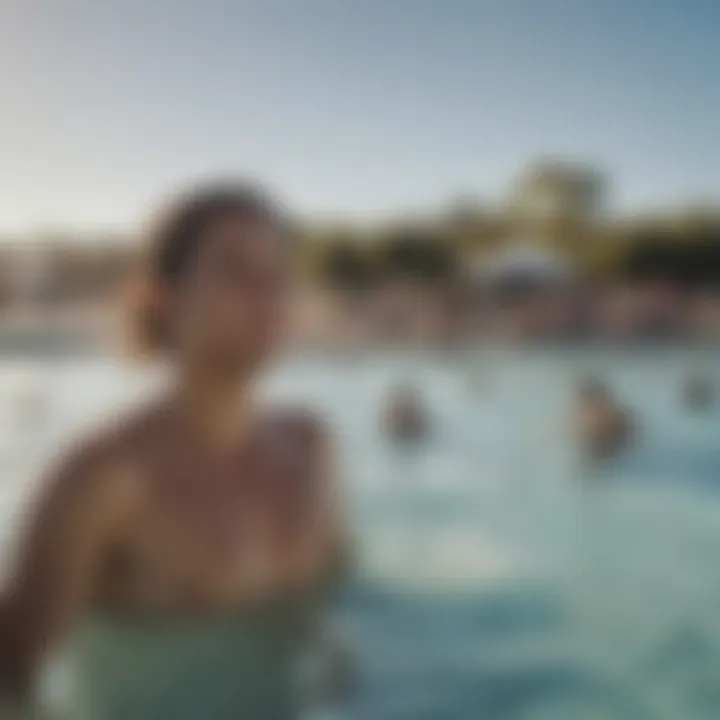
2, 349, 720, 719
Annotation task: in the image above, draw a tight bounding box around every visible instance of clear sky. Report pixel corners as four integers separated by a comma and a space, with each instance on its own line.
1, 0, 718, 233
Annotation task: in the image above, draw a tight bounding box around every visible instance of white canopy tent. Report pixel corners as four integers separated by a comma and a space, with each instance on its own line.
469, 243, 577, 286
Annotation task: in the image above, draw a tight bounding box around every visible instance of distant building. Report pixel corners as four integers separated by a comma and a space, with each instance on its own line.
0, 238, 137, 307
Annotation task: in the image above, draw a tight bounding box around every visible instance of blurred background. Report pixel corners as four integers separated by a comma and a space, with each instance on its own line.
2, 1, 720, 718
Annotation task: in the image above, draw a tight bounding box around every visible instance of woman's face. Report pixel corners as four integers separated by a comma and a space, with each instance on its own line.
172, 212, 289, 371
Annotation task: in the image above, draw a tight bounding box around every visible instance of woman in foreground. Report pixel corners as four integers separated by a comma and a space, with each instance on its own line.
0, 184, 351, 719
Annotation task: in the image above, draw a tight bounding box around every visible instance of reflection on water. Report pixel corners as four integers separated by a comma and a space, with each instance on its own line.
2, 349, 720, 719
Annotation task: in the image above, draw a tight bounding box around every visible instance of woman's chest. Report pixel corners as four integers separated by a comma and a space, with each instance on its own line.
120, 448, 318, 601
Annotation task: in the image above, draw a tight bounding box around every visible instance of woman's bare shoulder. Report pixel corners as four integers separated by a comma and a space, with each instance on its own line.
42, 402, 165, 509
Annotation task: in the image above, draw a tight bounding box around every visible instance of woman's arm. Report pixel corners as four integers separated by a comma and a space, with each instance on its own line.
304, 421, 358, 707
0, 441, 138, 704
312, 421, 353, 592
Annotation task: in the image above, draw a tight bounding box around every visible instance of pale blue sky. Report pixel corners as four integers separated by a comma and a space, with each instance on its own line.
1, 0, 718, 232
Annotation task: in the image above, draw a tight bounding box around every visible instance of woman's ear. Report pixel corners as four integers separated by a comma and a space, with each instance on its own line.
123, 272, 171, 360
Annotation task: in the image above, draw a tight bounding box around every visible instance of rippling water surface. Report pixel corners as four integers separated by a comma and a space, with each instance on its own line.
2, 349, 720, 719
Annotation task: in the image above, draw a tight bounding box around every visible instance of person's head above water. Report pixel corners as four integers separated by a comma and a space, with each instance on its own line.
129, 181, 293, 374
577, 377, 611, 404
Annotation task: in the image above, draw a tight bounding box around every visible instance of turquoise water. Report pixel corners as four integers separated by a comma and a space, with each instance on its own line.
2, 349, 720, 719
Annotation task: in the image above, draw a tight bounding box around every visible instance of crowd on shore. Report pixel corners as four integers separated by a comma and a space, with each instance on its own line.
1, 280, 720, 352
290, 281, 720, 348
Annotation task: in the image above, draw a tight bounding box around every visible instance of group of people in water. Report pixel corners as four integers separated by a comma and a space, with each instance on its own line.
576, 371, 717, 466
382, 377, 637, 462
382, 369, 717, 472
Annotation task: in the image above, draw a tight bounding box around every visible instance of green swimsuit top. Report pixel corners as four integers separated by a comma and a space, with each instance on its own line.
63, 552, 352, 720
65, 596, 320, 720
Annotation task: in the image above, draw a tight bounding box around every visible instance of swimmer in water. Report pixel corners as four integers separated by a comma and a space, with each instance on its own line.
682, 374, 715, 412
383, 384, 430, 444
574, 379, 634, 464
0, 183, 352, 720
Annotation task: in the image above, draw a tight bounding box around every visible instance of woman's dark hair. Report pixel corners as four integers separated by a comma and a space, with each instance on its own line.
127, 181, 289, 356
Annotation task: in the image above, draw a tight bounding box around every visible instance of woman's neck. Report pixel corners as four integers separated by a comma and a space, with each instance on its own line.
171, 367, 254, 452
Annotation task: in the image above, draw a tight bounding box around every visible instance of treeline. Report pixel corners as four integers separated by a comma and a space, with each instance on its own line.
307, 229, 458, 289
621, 226, 720, 289
304, 215, 720, 290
